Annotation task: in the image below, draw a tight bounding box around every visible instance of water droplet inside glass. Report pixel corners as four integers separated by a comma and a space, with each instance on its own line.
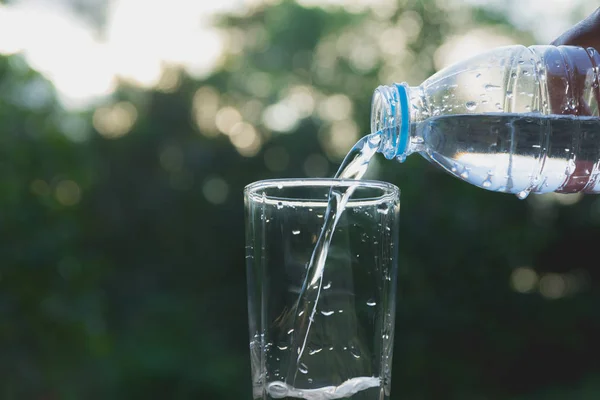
299, 363, 308, 374
323, 281, 332, 290
277, 344, 288, 350
366, 299, 377, 306
287, 329, 294, 335
377, 203, 389, 214
349, 347, 361, 359
309, 347, 323, 355
292, 230, 301, 235
321, 310, 334, 316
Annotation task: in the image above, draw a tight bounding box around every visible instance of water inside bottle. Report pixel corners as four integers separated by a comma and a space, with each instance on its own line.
417, 113, 600, 197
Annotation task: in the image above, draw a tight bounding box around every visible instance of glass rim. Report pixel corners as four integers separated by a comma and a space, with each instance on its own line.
244, 178, 400, 207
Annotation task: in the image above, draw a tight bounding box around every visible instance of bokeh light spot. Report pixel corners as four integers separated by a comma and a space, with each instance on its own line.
539, 273, 567, 299
319, 119, 359, 160
262, 102, 300, 133
156, 68, 182, 93
319, 94, 353, 122
193, 86, 220, 137
30, 179, 50, 196
55, 180, 81, 206
215, 106, 243, 135
230, 122, 262, 157
93, 101, 138, 139
203, 176, 229, 205
510, 267, 538, 293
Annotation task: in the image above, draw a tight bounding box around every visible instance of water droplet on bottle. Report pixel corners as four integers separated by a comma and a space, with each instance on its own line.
461, 170, 470, 179
506, 90, 513, 98
292, 230, 301, 235
475, 73, 481, 78
482, 177, 492, 188
287, 329, 294, 335
518, 59, 525, 65
525, 105, 531, 111
277, 344, 288, 351
323, 281, 332, 290
366, 299, 377, 306
567, 98, 577, 110
276, 201, 283, 209
485, 84, 501, 91
516, 190, 530, 200
465, 101, 477, 110
298, 310, 304, 317
451, 163, 459, 173
321, 310, 334, 316
338, 309, 344, 313
309, 347, 323, 355
511, 72, 517, 78
495, 103, 503, 110
299, 363, 308, 374
523, 70, 530, 76
308, 378, 313, 384
566, 159, 576, 175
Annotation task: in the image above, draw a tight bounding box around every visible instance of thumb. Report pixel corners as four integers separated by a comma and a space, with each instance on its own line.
552, 7, 600, 48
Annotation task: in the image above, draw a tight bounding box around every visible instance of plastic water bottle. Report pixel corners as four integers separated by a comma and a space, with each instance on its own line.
371, 45, 600, 198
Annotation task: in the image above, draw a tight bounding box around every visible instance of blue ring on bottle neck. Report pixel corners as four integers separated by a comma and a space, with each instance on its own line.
394, 83, 410, 158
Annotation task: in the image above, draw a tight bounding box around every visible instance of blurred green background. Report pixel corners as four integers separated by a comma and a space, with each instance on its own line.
1, 0, 599, 398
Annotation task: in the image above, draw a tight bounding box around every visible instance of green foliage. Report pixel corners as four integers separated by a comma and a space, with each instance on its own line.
0, 1, 598, 399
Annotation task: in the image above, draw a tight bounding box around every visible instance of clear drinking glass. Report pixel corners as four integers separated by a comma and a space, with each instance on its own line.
244, 179, 400, 400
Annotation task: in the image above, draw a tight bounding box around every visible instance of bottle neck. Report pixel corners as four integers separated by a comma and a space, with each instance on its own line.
371, 83, 426, 161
